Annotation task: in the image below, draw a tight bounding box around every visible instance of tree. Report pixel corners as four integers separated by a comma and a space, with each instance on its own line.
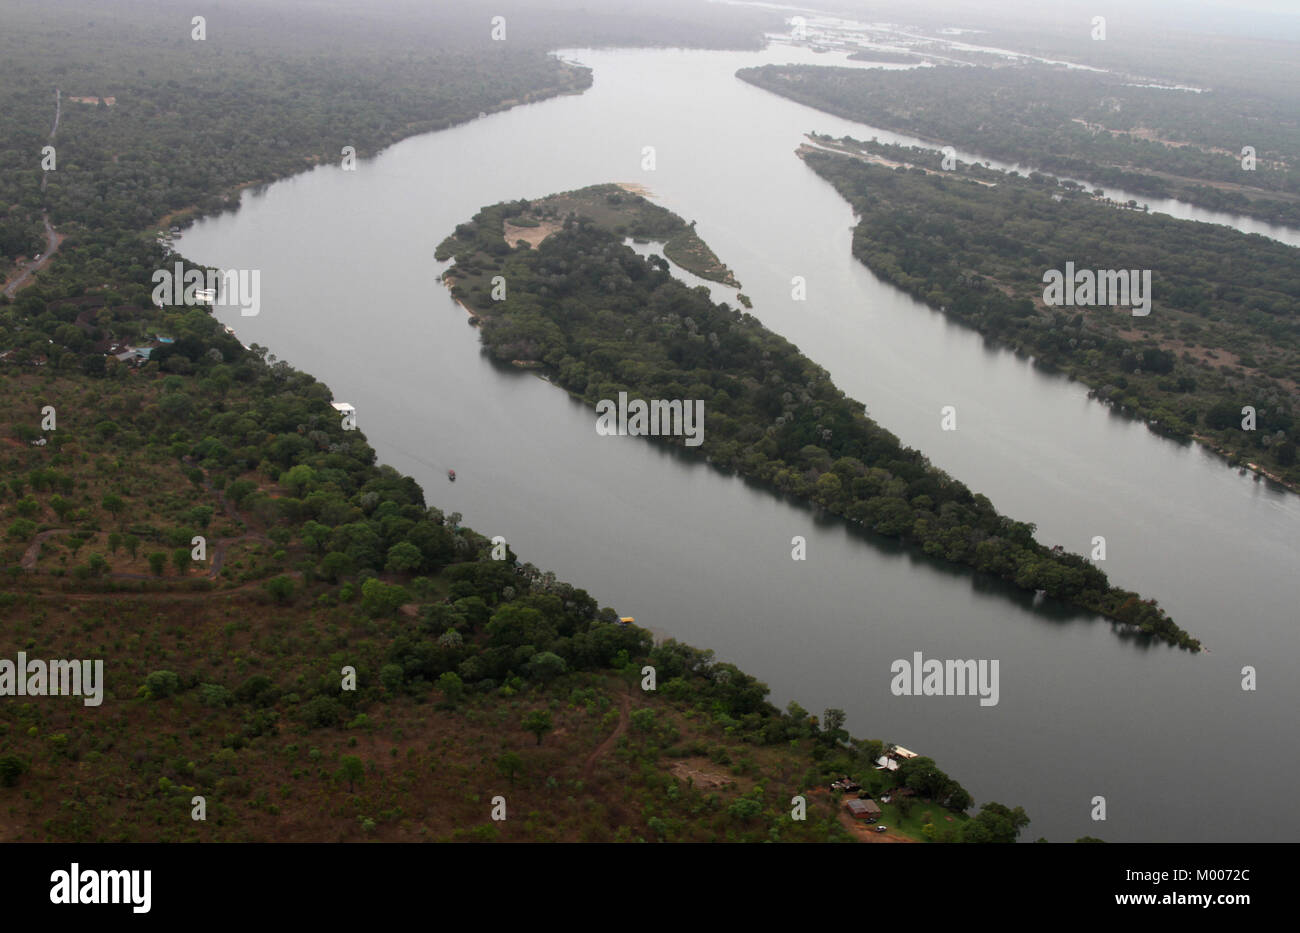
1204, 401, 1242, 431
299, 695, 344, 729
124, 534, 140, 559
856, 738, 883, 769
49, 495, 72, 521
279, 463, 316, 496
727, 797, 763, 821
199, 683, 233, 707
821, 707, 848, 745
338, 755, 365, 792
0, 755, 27, 787
318, 551, 352, 583
360, 577, 409, 618
485, 604, 549, 649
945, 784, 974, 812
107, 532, 123, 554
522, 709, 553, 746
527, 651, 567, 684
379, 663, 404, 693
263, 575, 295, 603
226, 479, 257, 507
6, 519, 36, 542
496, 751, 523, 787
437, 671, 464, 706
899, 756, 948, 798
385, 541, 424, 573
187, 505, 215, 529
171, 547, 190, 575
629, 708, 657, 734
147, 552, 166, 576
963, 802, 1031, 843
101, 493, 125, 523
144, 670, 180, 698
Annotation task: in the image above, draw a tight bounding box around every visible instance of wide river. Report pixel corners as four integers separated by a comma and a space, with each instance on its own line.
178, 45, 1300, 842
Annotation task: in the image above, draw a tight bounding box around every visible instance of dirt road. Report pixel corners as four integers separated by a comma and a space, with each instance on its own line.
582, 690, 631, 779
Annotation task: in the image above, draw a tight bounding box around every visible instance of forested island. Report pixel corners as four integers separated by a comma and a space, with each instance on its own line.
0, 0, 1033, 844
795, 136, 1299, 490
436, 185, 1200, 651
737, 63, 1300, 226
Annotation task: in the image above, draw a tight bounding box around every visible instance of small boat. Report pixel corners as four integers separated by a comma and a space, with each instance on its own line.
447, 469, 456, 481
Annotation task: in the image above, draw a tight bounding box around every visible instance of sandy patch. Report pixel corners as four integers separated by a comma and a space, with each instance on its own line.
616, 181, 654, 198
504, 219, 562, 248
670, 758, 733, 790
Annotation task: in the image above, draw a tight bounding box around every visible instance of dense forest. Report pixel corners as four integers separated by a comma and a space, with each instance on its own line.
796, 136, 1299, 487
436, 187, 1199, 650
0, 0, 602, 277
737, 63, 1300, 226
0, 0, 782, 278
0, 0, 1032, 844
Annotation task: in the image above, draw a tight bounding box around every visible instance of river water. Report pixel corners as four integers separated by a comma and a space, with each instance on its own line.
177, 45, 1300, 842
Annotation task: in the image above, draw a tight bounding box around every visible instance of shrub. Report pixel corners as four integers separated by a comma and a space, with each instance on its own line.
6, 519, 37, 541
360, 578, 409, 618
144, 670, 181, 698
199, 683, 233, 707
0, 755, 28, 786
236, 674, 275, 706
263, 575, 295, 603
379, 664, 404, 693
299, 695, 344, 729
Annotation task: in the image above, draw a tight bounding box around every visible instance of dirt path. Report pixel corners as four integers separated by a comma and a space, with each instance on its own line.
21, 525, 266, 581
20, 529, 70, 570
836, 807, 917, 843
582, 690, 630, 779
3, 90, 61, 298
26, 571, 303, 603
3, 218, 61, 299
808, 789, 918, 843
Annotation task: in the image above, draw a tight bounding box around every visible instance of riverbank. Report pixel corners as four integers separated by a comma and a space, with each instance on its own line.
797, 142, 1299, 496
149, 70, 594, 244
737, 62, 1300, 229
